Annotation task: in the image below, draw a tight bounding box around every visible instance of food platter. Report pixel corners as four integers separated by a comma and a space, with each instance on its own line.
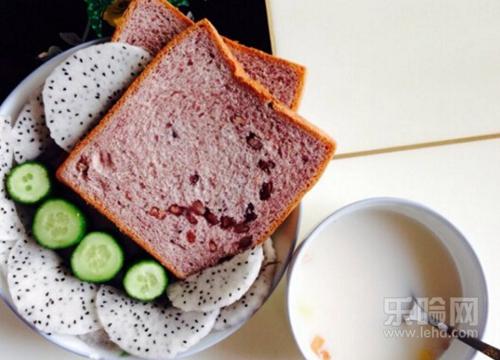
0, 41, 301, 359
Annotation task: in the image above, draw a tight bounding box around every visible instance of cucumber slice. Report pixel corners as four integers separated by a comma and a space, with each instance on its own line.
33, 199, 87, 249
71, 232, 124, 283
123, 260, 168, 301
6, 162, 51, 204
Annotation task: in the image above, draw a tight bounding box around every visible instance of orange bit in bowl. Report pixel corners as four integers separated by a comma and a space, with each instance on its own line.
311, 335, 331, 359
320, 349, 331, 360
311, 335, 325, 355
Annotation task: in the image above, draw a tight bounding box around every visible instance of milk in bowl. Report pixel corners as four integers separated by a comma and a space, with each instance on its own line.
288, 200, 486, 360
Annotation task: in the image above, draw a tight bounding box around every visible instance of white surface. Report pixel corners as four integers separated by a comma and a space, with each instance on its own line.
3, 135, 500, 360
268, 0, 500, 155
298, 139, 500, 359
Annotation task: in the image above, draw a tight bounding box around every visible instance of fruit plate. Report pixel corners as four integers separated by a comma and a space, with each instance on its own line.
0, 41, 300, 360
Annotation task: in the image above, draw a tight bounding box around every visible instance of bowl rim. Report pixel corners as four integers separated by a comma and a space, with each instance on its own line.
0, 40, 300, 360
286, 196, 489, 360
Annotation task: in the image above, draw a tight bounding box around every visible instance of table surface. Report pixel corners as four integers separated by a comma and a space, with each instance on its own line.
268, 0, 500, 156
1, 1, 499, 359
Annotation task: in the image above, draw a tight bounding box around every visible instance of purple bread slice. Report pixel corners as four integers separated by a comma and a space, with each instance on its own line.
112, 0, 305, 110
57, 20, 335, 279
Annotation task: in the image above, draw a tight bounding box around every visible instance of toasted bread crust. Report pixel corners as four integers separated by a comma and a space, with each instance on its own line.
111, 0, 193, 43
110, 0, 140, 42
112, 0, 305, 110
58, 20, 335, 279
222, 38, 306, 111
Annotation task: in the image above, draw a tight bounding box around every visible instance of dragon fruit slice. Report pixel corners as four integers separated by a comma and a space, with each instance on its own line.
167, 246, 264, 312
43, 43, 151, 151
262, 237, 277, 264
77, 328, 121, 353
13, 89, 53, 162
0, 115, 13, 186
7, 236, 101, 335
214, 238, 277, 331
97, 286, 219, 359
0, 239, 17, 275
0, 198, 26, 240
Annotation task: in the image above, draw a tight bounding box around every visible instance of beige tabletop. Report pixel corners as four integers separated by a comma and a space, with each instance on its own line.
267, 0, 500, 157
1, 1, 499, 359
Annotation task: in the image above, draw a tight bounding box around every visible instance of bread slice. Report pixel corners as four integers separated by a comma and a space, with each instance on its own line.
57, 20, 335, 279
112, 0, 305, 110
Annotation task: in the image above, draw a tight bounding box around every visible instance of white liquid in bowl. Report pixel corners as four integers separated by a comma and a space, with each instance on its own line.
289, 208, 462, 360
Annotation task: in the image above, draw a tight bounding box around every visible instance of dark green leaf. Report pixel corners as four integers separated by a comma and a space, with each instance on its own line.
84, 0, 114, 37
169, 0, 189, 7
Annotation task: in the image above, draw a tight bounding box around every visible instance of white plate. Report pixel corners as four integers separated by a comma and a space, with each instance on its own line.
0, 41, 300, 360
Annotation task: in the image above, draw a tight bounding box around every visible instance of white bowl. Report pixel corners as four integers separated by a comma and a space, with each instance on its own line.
287, 197, 488, 360
0, 41, 300, 360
